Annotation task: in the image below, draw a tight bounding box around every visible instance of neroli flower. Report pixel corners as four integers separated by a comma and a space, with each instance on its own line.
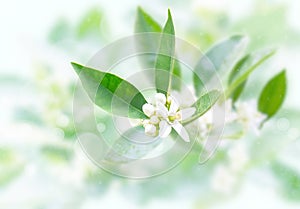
142, 93, 196, 142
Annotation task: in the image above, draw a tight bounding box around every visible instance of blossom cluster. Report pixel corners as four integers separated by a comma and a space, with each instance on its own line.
141, 93, 196, 142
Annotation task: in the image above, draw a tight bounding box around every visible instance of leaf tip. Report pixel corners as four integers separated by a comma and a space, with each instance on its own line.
70, 62, 83, 74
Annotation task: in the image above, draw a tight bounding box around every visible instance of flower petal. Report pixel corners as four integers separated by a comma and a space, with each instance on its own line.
180, 107, 196, 120
155, 93, 166, 105
172, 122, 190, 142
169, 97, 179, 113
144, 124, 157, 136
159, 120, 172, 138
156, 102, 168, 119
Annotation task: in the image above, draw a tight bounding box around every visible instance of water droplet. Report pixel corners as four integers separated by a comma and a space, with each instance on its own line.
276, 118, 290, 132
97, 123, 106, 133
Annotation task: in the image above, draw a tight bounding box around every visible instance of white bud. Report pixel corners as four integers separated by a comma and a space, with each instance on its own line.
142, 103, 155, 117
144, 124, 157, 136
150, 115, 160, 124
155, 93, 167, 105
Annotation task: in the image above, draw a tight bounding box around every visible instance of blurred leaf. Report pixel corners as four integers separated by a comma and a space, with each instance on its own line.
77, 8, 102, 39
41, 145, 72, 163
0, 167, 23, 186
272, 161, 300, 201
227, 55, 250, 102
71, 62, 147, 119
155, 9, 177, 94
225, 49, 276, 98
258, 70, 287, 120
48, 19, 71, 43
0, 148, 23, 186
193, 35, 248, 96
14, 108, 43, 125
183, 90, 221, 125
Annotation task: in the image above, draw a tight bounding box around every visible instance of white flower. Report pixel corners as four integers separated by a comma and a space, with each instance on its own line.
156, 96, 196, 142
228, 143, 249, 172
142, 93, 196, 142
235, 100, 267, 135
211, 165, 236, 194
142, 103, 155, 117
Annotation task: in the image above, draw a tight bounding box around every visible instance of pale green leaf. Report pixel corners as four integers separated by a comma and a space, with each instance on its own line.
193, 35, 248, 96
183, 90, 221, 125
155, 9, 177, 95
225, 49, 276, 98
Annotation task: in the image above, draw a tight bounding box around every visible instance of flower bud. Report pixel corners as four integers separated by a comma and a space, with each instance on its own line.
142, 103, 155, 117
155, 93, 167, 105
144, 124, 157, 136
150, 115, 160, 124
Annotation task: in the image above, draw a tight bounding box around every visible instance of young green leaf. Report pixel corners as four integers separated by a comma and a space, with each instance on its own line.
135, 7, 162, 70
71, 62, 147, 119
155, 9, 178, 95
135, 8, 181, 91
182, 90, 221, 125
135, 7, 162, 34
258, 70, 287, 119
227, 55, 250, 102
225, 49, 276, 98
193, 35, 248, 96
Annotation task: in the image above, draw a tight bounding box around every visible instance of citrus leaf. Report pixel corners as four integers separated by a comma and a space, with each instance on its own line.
182, 90, 221, 125
258, 70, 287, 119
225, 49, 276, 98
134, 7, 162, 70
155, 9, 177, 95
227, 55, 250, 102
193, 35, 248, 96
104, 126, 162, 163
71, 62, 147, 119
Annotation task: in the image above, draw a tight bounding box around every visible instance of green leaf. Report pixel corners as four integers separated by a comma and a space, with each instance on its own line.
193, 35, 248, 96
227, 55, 250, 102
271, 161, 300, 201
258, 70, 287, 119
155, 9, 176, 95
134, 7, 162, 70
135, 8, 182, 91
71, 62, 147, 119
135, 7, 162, 34
183, 90, 221, 125
225, 49, 276, 98
104, 126, 162, 163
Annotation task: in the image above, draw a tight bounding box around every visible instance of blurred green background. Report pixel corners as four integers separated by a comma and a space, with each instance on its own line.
1, 0, 300, 208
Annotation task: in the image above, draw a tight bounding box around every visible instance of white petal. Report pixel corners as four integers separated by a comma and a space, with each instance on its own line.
142, 103, 155, 117
155, 93, 166, 105
180, 107, 196, 120
150, 115, 160, 124
156, 102, 168, 119
172, 122, 190, 142
169, 97, 179, 113
159, 120, 172, 138
144, 124, 157, 136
